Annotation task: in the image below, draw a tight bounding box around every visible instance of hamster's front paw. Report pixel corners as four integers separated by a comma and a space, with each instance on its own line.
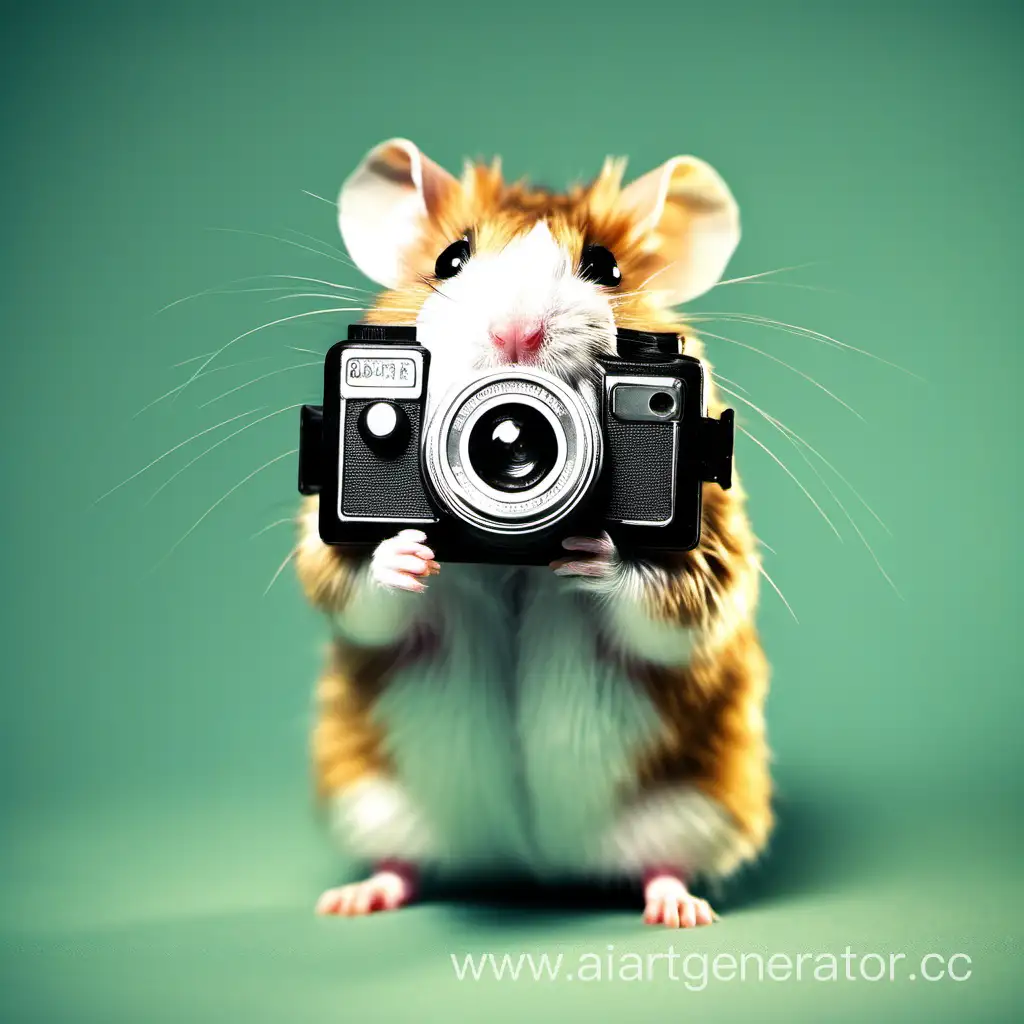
549, 532, 626, 593
370, 530, 440, 594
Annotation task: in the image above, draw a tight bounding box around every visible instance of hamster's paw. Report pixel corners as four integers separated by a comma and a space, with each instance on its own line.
315, 862, 418, 916
370, 530, 440, 594
549, 532, 623, 590
643, 874, 718, 928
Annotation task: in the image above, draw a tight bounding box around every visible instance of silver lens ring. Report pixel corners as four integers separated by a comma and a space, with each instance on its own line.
423, 368, 602, 536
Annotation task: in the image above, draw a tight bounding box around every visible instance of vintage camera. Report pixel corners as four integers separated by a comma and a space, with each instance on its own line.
297, 324, 734, 564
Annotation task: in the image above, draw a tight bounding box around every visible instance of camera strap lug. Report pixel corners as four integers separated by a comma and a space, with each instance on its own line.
697, 408, 734, 490
298, 404, 324, 495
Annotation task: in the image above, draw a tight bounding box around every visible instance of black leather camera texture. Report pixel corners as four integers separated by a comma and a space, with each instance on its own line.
340, 399, 435, 519
602, 417, 674, 523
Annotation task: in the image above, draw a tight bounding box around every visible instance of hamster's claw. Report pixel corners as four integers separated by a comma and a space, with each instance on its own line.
370, 531, 440, 593
643, 875, 717, 928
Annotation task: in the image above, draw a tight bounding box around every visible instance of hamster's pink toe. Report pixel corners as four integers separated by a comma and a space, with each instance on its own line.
315, 865, 416, 917
315, 887, 346, 914
643, 874, 717, 928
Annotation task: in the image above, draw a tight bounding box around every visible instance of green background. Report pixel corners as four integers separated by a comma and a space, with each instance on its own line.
2, 0, 1021, 1020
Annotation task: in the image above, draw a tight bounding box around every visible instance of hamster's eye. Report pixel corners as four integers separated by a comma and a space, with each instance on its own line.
579, 244, 621, 287
435, 238, 471, 279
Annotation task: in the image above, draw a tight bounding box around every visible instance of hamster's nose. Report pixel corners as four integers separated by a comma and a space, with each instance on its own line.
490, 319, 545, 364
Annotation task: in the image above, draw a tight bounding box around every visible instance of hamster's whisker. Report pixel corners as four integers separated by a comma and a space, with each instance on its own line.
714, 280, 833, 293
689, 316, 840, 352
263, 546, 299, 596
267, 294, 421, 314
253, 496, 308, 515
711, 263, 820, 287
197, 360, 323, 408
772, 431, 899, 594
136, 355, 280, 417
757, 563, 799, 623
250, 516, 297, 540
710, 371, 750, 395
698, 329, 864, 421
91, 407, 264, 505
301, 189, 336, 207
151, 448, 298, 571
286, 345, 329, 357
155, 274, 285, 315
758, 537, 777, 555
636, 261, 681, 292
199, 285, 316, 298
173, 351, 214, 367
719, 382, 900, 595
282, 228, 352, 262
205, 227, 351, 266
779, 429, 899, 596
716, 379, 890, 536
693, 313, 924, 381
155, 274, 372, 316
262, 274, 372, 295
785, 445, 901, 598
735, 423, 842, 539
174, 307, 373, 402
144, 403, 307, 506
609, 286, 681, 304
419, 275, 455, 302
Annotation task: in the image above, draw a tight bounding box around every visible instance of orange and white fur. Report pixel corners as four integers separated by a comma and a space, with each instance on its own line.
295, 139, 772, 928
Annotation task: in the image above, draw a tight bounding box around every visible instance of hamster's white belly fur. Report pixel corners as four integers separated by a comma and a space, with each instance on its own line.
331, 563, 669, 881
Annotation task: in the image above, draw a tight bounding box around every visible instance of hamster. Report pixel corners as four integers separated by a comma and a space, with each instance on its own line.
294, 138, 771, 928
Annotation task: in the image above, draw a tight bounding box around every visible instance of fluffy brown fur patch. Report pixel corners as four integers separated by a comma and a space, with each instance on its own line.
310, 639, 393, 798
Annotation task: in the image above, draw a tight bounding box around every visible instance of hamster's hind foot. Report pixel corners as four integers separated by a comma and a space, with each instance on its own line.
642, 872, 717, 928
315, 860, 418, 916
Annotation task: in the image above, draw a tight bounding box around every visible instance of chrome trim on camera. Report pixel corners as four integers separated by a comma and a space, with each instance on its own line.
339, 347, 424, 400
423, 368, 603, 537
609, 379, 683, 422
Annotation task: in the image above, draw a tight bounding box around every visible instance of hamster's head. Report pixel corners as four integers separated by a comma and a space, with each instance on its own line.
337, 138, 741, 393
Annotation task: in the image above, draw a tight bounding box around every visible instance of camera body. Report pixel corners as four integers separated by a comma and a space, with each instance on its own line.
298, 324, 734, 564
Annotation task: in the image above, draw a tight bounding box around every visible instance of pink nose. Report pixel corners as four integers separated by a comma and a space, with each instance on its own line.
490, 320, 545, 363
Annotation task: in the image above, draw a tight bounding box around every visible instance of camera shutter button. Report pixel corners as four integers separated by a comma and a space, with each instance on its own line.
359, 401, 410, 458
365, 402, 399, 438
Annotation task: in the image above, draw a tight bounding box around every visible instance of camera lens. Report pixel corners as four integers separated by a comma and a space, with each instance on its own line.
423, 367, 602, 537
466, 403, 559, 493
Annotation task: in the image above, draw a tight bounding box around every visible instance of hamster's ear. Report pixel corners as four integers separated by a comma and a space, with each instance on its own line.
618, 156, 740, 304
338, 138, 461, 289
